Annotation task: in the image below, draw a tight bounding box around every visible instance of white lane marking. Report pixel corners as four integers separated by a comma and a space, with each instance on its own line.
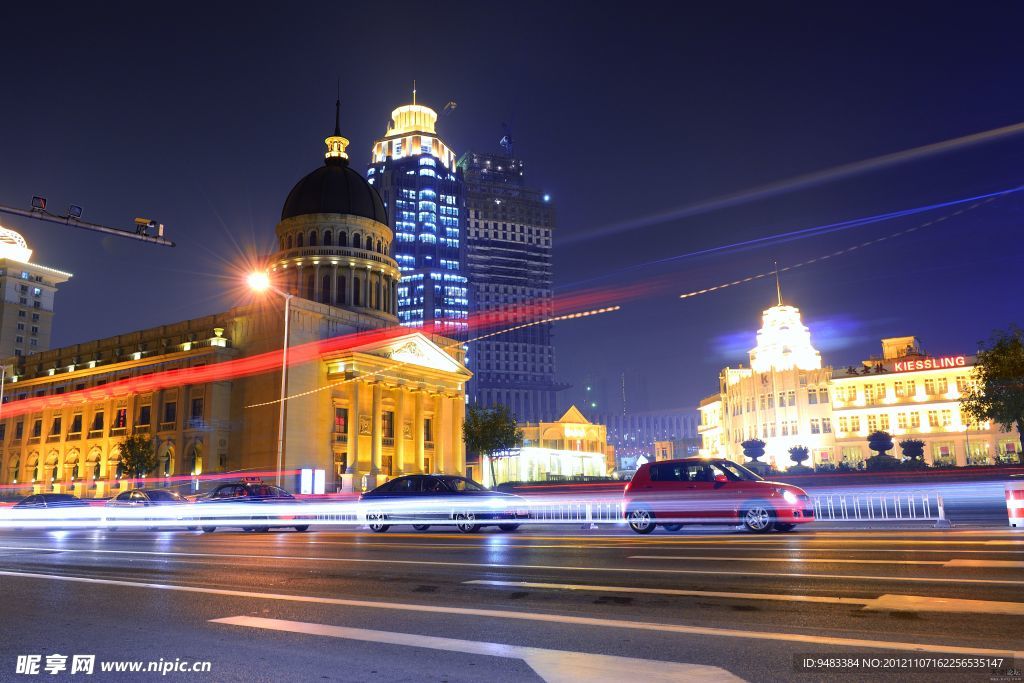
865, 594, 1024, 616
464, 579, 869, 606
467, 580, 1024, 617
943, 559, 1024, 568
0, 569, 1018, 658
210, 616, 744, 683
629, 555, 943, 566
1, 546, 1022, 585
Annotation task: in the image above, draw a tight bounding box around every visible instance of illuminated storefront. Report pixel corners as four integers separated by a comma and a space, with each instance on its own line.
482, 405, 613, 486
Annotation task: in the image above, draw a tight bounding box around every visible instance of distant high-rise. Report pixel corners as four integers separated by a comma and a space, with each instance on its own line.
0, 226, 71, 358
368, 93, 468, 336
458, 145, 564, 422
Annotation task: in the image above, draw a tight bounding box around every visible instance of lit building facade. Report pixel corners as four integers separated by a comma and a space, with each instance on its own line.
0, 110, 470, 498
698, 301, 834, 468
698, 309, 1022, 468
830, 337, 1019, 467
482, 405, 613, 486
367, 96, 468, 336
458, 147, 563, 422
0, 227, 71, 359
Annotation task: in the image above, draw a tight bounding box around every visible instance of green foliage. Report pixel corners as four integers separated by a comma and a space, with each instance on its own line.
961, 325, 1024, 465
864, 454, 901, 471
118, 434, 157, 480
741, 439, 766, 461
899, 439, 925, 461
462, 404, 524, 485
867, 430, 894, 457
788, 445, 810, 466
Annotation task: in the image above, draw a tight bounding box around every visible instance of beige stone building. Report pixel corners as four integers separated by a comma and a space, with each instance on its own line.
0, 227, 71, 359
0, 112, 469, 498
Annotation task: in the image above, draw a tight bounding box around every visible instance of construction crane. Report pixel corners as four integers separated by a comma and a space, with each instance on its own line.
0, 195, 175, 247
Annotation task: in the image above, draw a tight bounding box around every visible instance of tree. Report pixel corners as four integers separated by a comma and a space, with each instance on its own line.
741, 439, 766, 463
462, 405, 523, 487
867, 430, 894, 457
788, 445, 810, 467
899, 439, 925, 461
961, 325, 1024, 465
118, 434, 157, 481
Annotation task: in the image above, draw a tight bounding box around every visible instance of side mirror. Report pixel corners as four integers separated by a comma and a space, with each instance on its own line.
714, 474, 728, 483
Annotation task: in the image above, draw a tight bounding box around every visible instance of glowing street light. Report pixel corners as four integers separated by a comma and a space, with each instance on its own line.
248, 271, 293, 487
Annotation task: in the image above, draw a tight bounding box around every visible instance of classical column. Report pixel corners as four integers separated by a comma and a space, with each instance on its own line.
345, 381, 361, 474
313, 263, 321, 302
451, 395, 465, 477
370, 382, 382, 475
434, 392, 447, 474
347, 267, 355, 307
395, 386, 407, 473
414, 391, 425, 473
330, 264, 338, 306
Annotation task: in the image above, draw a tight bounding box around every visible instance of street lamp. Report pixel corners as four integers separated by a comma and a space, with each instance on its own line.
248, 271, 293, 487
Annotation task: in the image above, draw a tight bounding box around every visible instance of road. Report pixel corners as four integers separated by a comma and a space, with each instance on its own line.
0, 524, 1022, 682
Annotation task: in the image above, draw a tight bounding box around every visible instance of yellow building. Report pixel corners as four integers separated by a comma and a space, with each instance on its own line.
831, 336, 1019, 466
0, 110, 470, 498
482, 405, 613, 486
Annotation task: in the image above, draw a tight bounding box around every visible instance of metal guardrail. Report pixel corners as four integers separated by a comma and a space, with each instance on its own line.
527, 501, 623, 526
812, 490, 949, 527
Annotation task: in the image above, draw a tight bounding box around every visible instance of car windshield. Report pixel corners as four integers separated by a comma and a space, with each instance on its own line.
712, 461, 763, 482
146, 490, 184, 502
45, 494, 78, 501
440, 477, 485, 492
249, 485, 294, 498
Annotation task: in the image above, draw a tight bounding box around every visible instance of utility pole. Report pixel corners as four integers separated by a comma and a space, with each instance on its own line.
0, 197, 175, 248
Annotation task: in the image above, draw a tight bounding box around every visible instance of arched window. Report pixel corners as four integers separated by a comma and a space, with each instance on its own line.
320, 274, 331, 304
305, 274, 315, 300
353, 277, 362, 307
376, 239, 383, 253
309, 230, 318, 247
352, 234, 361, 250
336, 276, 347, 306
339, 232, 348, 247
323, 230, 332, 246
297, 233, 304, 248
286, 234, 293, 249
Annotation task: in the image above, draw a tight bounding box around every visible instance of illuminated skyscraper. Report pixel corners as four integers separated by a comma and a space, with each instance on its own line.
0, 226, 71, 358
458, 145, 564, 422
367, 93, 467, 335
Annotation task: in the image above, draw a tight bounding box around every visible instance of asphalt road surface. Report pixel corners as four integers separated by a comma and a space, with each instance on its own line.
0, 523, 1022, 682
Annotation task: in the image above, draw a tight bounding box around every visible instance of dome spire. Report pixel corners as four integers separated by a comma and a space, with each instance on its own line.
324, 91, 350, 163
774, 260, 783, 306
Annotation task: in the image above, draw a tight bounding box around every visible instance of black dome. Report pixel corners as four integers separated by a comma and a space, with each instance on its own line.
281, 158, 388, 223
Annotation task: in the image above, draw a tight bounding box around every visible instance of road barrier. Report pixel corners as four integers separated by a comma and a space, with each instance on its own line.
1006, 480, 1024, 528
811, 490, 950, 527
527, 500, 624, 528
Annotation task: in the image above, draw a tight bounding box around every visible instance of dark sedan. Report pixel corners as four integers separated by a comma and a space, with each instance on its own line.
104, 488, 197, 530
13, 493, 90, 509
359, 475, 530, 533
10, 493, 91, 530
193, 481, 310, 533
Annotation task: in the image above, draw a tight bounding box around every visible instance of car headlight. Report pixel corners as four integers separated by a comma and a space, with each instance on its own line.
486, 498, 508, 509
780, 489, 798, 505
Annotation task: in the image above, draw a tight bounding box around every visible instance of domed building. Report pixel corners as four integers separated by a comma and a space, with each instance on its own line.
0, 108, 470, 498
271, 108, 400, 319
0, 225, 72, 359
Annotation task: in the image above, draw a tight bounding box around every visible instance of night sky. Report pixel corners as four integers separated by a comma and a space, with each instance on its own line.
2, 3, 1023, 417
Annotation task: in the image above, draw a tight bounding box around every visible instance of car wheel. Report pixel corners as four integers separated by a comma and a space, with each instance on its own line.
662, 523, 683, 531
201, 526, 217, 533
256, 526, 271, 533
294, 525, 310, 532
366, 511, 390, 533
454, 512, 481, 533
627, 507, 656, 534
775, 523, 797, 532
742, 504, 775, 533
412, 524, 430, 531
498, 524, 520, 532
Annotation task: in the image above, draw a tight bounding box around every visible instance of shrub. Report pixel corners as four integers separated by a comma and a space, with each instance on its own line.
867, 430, 894, 457
865, 454, 901, 471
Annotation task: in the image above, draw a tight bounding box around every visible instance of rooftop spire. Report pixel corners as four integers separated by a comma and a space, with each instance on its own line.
774, 261, 783, 306
412, 79, 417, 106
324, 93, 350, 162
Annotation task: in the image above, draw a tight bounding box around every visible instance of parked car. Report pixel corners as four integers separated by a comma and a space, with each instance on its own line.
623, 458, 814, 534
104, 488, 197, 530
359, 475, 531, 533
193, 481, 310, 533
13, 493, 90, 509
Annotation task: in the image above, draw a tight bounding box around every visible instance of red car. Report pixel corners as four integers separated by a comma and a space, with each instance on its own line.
623, 457, 813, 534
